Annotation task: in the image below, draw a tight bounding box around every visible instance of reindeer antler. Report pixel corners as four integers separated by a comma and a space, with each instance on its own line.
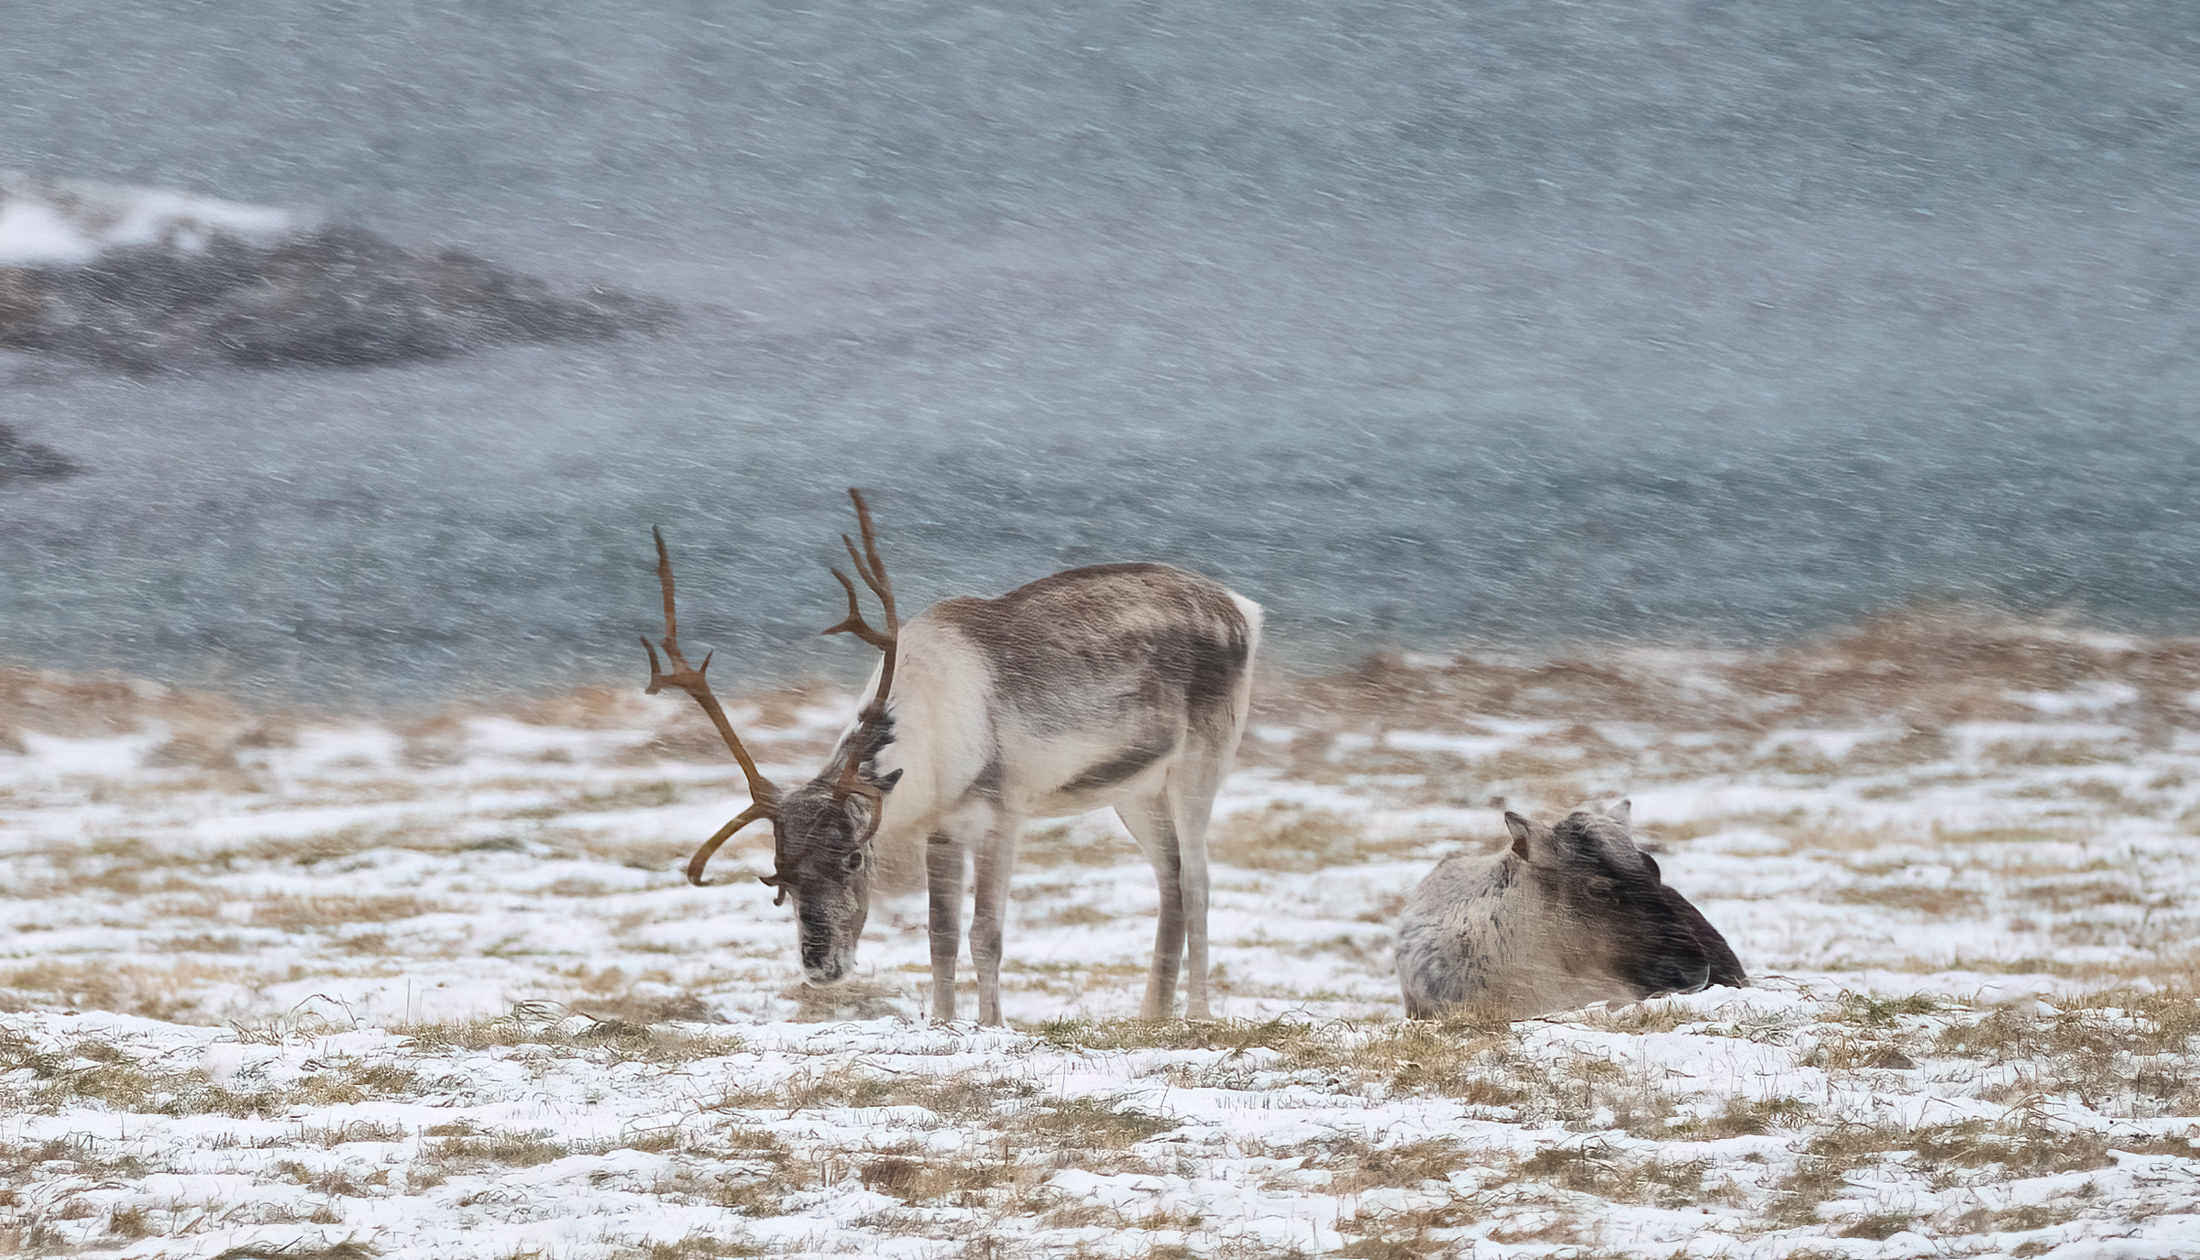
820, 488, 898, 807
640, 527, 785, 889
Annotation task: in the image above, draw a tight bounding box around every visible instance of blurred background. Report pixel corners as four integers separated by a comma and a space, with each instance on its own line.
3, 1, 2197, 707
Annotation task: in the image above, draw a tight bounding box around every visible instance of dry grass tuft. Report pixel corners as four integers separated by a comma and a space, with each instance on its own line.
1935, 988, 2200, 1110
1834, 883, 1985, 915
1776, 1102, 2195, 1228
1019, 821, 1135, 869
420, 1128, 570, 1172
210, 1240, 380, 1260
1313, 1135, 1470, 1193
1208, 804, 1380, 872
712, 1064, 1031, 1121
249, 894, 451, 930
2018, 879, 2148, 911
639, 1234, 768, 1259
1679, 1095, 1817, 1140
782, 978, 907, 1022
1336, 1200, 1482, 1260
395, 1007, 744, 1064
1036, 1014, 1331, 1055
0, 664, 256, 739
1832, 992, 1943, 1026
504, 685, 660, 731
1241, 599, 2200, 789
0, 959, 255, 1023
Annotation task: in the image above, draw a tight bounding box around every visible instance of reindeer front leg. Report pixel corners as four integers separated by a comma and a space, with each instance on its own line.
925, 830, 965, 1021
970, 811, 1021, 1026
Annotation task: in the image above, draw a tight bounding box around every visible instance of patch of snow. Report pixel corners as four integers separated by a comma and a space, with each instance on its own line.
2011, 681, 2143, 716
0, 171, 301, 265
1756, 727, 1908, 760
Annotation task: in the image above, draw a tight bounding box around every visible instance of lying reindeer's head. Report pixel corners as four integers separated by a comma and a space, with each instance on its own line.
643, 489, 904, 990
1505, 801, 1746, 999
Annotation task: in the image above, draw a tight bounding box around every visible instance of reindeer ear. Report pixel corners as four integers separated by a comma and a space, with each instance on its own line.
879, 768, 904, 791
1607, 799, 1632, 828
1504, 811, 1535, 859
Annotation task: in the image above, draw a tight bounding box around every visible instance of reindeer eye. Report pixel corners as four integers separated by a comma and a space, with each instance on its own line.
841, 850, 865, 873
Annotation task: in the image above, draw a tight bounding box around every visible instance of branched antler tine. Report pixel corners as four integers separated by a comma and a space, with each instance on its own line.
821, 566, 894, 649
841, 533, 886, 601
686, 802, 777, 886
641, 526, 782, 821
825, 488, 901, 803
651, 527, 686, 668
845, 488, 898, 631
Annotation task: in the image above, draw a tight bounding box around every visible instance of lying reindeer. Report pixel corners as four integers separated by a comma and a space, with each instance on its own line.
642, 490, 1260, 1025
1395, 801, 1745, 1020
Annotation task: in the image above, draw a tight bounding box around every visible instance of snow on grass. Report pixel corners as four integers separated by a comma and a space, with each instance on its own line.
4, 606, 2200, 1257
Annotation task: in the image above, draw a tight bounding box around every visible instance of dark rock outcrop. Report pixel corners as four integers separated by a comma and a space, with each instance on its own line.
0, 225, 672, 371
0, 424, 81, 484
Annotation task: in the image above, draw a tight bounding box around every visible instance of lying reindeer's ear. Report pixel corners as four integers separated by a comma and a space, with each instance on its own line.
1607, 798, 1632, 828
879, 768, 904, 791
1504, 811, 1536, 859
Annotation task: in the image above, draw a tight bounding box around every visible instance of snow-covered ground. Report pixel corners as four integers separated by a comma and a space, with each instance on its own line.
4, 607, 2199, 1258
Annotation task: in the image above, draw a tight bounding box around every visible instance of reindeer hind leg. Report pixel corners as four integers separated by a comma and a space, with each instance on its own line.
1116, 790, 1187, 1020
1161, 729, 1237, 1022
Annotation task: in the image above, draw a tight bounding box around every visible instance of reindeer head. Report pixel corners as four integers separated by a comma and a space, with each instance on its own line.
756, 779, 887, 983
644, 489, 901, 990
1505, 801, 1745, 1000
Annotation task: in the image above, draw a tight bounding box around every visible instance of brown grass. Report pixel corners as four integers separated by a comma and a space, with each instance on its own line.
1207, 803, 1360, 871
1019, 822, 1136, 869
2017, 879, 2149, 911
1933, 987, 2200, 1111
1834, 883, 1986, 915
210, 1244, 379, 1260
1777, 1109, 2131, 1226
248, 894, 451, 930
0, 959, 258, 1023
1678, 1095, 1817, 1140
1313, 1135, 1470, 1193
1237, 601, 2200, 794
1205, 803, 1439, 871
1032, 903, 1118, 927
0, 664, 255, 739
1033, 1018, 1551, 1115
395, 1008, 744, 1063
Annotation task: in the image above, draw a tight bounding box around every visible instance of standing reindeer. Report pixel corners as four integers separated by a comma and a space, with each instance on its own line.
642, 490, 1261, 1024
